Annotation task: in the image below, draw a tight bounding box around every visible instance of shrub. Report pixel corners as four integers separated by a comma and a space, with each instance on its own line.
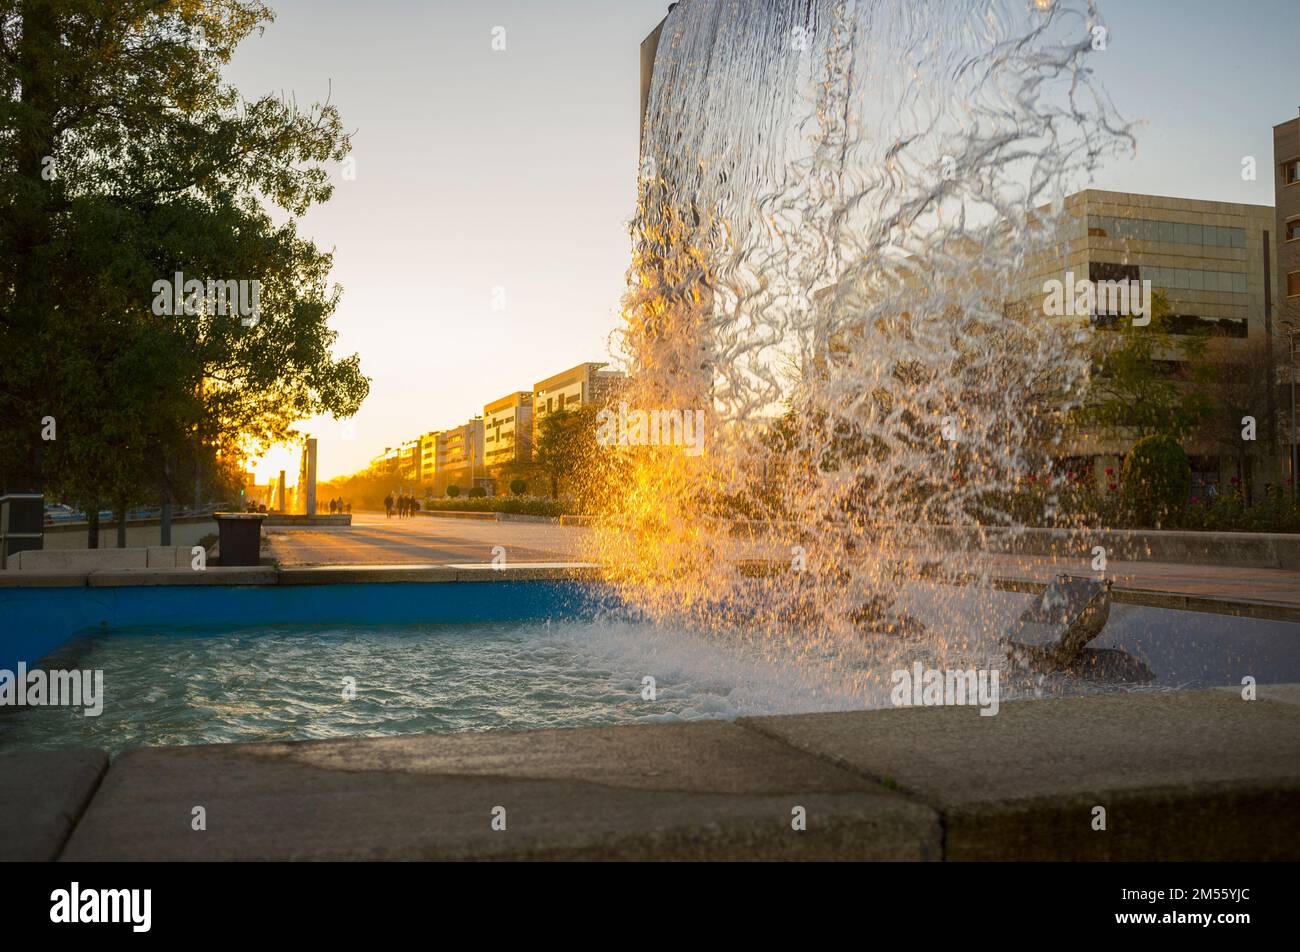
1120, 435, 1191, 527
419, 496, 566, 517
446, 485, 461, 498
468, 486, 487, 498
509, 479, 528, 496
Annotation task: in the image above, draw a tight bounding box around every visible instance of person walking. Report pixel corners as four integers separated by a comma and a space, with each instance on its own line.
384, 493, 394, 518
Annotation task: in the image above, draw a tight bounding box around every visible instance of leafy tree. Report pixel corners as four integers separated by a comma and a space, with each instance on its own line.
509, 478, 528, 496
533, 406, 601, 499
446, 485, 460, 498
1121, 433, 1191, 526
0, 0, 368, 531
1073, 292, 1214, 442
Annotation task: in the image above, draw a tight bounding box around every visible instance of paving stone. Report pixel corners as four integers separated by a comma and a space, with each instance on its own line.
60, 721, 939, 861
742, 687, 1300, 860
0, 748, 108, 860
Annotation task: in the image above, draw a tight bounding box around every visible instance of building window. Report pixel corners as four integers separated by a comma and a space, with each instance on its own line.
1287, 218, 1300, 242
1289, 272, 1300, 298
1284, 159, 1300, 186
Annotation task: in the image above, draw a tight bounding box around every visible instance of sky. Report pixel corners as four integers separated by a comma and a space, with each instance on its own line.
224, 0, 1300, 483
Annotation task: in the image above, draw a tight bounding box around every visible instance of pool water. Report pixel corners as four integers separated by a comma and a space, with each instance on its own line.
2, 585, 1297, 758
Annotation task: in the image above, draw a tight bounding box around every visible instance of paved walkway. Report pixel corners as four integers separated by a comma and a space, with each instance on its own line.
981, 553, 1300, 607
266, 511, 584, 565
268, 512, 1300, 609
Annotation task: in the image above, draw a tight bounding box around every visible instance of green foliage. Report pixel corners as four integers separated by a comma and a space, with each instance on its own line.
0, 0, 368, 512
533, 405, 601, 499
421, 496, 566, 517
509, 478, 528, 496
446, 485, 461, 498
468, 486, 486, 498
1120, 435, 1191, 527
1073, 292, 1214, 442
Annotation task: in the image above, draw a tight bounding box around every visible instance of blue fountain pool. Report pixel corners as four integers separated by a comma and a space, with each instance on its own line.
2, 580, 1297, 757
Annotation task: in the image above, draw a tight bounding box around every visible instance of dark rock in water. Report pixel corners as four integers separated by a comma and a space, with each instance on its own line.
1003, 575, 1112, 669
1058, 647, 1155, 683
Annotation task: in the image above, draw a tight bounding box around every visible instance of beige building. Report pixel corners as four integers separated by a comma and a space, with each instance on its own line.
484, 392, 533, 470
396, 438, 421, 485
418, 431, 440, 487
434, 418, 486, 495
532, 362, 626, 449
369, 447, 400, 479
1277, 117, 1300, 333
1011, 188, 1282, 497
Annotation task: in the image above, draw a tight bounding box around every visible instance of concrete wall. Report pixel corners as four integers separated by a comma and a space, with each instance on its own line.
18, 517, 216, 558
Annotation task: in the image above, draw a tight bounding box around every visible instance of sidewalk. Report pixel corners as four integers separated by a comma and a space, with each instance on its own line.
979, 552, 1300, 611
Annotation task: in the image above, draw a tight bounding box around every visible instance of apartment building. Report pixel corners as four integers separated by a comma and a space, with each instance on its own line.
1278, 116, 1300, 334
397, 438, 422, 484
418, 430, 440, 487
532, 362, 626, 449
369, 447, 400, 479
434, 418, 486, 495
484, 392, 533, 470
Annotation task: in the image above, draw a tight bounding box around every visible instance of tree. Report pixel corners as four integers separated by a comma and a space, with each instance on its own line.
1192, 334, 1281, 501
1121, 434, 1191, 527
533, 406, 601, 499
1073, 292, 1214, 442
0, 1, 368, 523
509, 478, 528, 496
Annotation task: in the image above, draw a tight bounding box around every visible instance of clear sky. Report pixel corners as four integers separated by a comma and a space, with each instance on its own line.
225, 0, 1300, 482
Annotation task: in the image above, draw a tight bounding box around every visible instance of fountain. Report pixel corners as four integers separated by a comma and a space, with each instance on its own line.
586, 0, 1138, 697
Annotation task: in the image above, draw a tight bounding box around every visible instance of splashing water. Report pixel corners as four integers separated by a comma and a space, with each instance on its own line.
586, 0, 1135, 692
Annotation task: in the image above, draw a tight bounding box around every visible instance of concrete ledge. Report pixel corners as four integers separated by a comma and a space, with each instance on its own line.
14, 547, 147, 571
449, 563, 604, 582
923, 526, 1300, 570
742, 689, 1300, 861
982, 575, 1300, 623
414, 510, 562, 524
60, 722, 939, 861
10, 686, 1297, 860
0, 749, 107, 861
414, 510, 499, 521
85, 566, 280, 587
0, 571, 88, 588
263, 514, 352, 527
277, 565, 463, 585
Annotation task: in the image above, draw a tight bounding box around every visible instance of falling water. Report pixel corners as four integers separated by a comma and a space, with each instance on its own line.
587, 0, 1136, 701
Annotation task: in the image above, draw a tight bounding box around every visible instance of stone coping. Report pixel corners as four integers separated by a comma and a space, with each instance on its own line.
0, 562, 1297, 622
4, 685, 1294, 861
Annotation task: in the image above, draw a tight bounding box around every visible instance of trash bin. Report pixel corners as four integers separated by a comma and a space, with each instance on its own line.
213, 512, 266, 567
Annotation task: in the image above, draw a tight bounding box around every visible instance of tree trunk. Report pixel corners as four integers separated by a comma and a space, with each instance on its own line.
87, 504, 100, 549
161, 456, 172, 546
115, 499, 127, 548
